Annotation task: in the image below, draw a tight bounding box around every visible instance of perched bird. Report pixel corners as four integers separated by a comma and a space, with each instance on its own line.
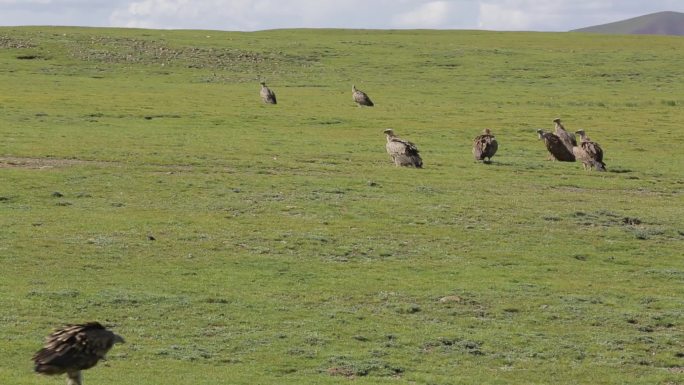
33, 322, 124, 385
472, 128, 498, 163
352, 85, 374, 107
537, 129, 576, 162
383, 129, 422, 168
574, 129, 606, 171
259, 82, 277, 104
553, 118, 577, 153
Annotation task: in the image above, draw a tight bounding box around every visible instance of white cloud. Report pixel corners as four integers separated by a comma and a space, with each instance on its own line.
393, 1, 453, 28
1, 0, 684, 31
0, 0, 52, 4
109, 0, 476, 31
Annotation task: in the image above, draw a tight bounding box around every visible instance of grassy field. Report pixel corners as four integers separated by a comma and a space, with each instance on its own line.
0, 26, 682, 384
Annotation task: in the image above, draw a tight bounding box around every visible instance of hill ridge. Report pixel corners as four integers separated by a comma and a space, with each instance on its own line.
572, 11, 684, 35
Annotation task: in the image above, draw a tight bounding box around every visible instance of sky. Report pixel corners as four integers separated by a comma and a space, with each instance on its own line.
0, 0, 683, 32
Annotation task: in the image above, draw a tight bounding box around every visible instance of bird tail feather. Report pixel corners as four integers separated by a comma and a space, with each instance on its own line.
593, 160, 606, 171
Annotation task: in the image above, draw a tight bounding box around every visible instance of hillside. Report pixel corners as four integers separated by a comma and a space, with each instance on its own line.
1, 27, 683, 385
572, 11, 684, 35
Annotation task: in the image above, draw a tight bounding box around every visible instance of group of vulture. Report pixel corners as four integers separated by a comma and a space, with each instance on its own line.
261, 82, 606, 171
385, 118, 606, 171
30, 88, 609, 385
537, 118, 606, 171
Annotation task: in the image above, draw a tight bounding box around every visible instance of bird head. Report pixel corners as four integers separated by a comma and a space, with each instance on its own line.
483, 128, 492, 135
383, 129, 395, 136
536, 129, 545, 139
575, 129, 586, 136
352, 85, 357, 92
553, 118, 561, 124
260, 81, 266, 86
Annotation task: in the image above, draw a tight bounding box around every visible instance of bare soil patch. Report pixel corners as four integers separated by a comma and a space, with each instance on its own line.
0, 156, 109, 169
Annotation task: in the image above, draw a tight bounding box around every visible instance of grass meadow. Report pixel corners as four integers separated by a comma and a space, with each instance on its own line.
0, 27, 682, 384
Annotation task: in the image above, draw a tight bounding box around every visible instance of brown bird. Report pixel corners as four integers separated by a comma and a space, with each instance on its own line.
553, 118, 577, 153
537, 129, 576, 162
33, 322, 124, 385
574, 129, 606, 171
472, 128, 498, 163
383, 129, 422, 168
352, 85, 374, 107
259, 82, 277, 104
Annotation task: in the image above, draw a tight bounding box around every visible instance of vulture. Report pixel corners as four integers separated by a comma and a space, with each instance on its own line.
383, 129, 422, 168
259, 82, 277, 104
33, 322, 124, 385
352, 85, 374, 107
537, 129, 576, 162
574, 129, 606, 171
472, 128, 498, 163
553, 118, 577, 153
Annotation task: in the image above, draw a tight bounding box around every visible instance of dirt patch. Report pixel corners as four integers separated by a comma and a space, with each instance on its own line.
0, 35, 35, 49
67, 36, 317, 71
0, 157, 109, 169
327, 366, 356, 378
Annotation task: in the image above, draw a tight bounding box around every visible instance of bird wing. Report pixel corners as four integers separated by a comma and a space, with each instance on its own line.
34, 323, 120, 374
473, 134, 498, 159
544, 133, 575, 161
260, 87, 276, 103
353, 90, 373, 106
489, 137, 499, 156
582, 141, 603, 162
390, 138, 419, 156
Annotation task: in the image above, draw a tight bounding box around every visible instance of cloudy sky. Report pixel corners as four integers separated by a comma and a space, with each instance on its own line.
1, 0, 683, 32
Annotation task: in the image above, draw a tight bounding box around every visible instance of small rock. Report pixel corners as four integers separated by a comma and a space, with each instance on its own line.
147, 235, 156, 241
51, 191, 64, 198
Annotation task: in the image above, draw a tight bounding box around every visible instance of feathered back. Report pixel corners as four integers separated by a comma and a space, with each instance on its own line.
537, 129, 575, 162
384, 130, 422, 168
553, 118, 577, 152
352, 85, 374, 106
472, 128, 498, 162
33, 322, 124, 375
260, 82, 277, 104
576, 130, 606, 171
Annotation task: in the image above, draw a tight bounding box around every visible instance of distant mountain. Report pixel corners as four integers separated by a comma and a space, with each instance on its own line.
572, 11, 684, 36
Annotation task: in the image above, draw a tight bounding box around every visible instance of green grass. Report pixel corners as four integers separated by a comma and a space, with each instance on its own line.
0, 26, 682, 384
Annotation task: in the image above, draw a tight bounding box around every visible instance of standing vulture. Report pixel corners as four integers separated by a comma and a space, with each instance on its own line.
33, 322, 124, 385
260, 82, 277, 104
383, 129, 422, 168
352, 85, 374, 107
537, 129, 576, 162
472, 128, 498, 163
553, 118, 577, 153
574, 129, 606, 171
